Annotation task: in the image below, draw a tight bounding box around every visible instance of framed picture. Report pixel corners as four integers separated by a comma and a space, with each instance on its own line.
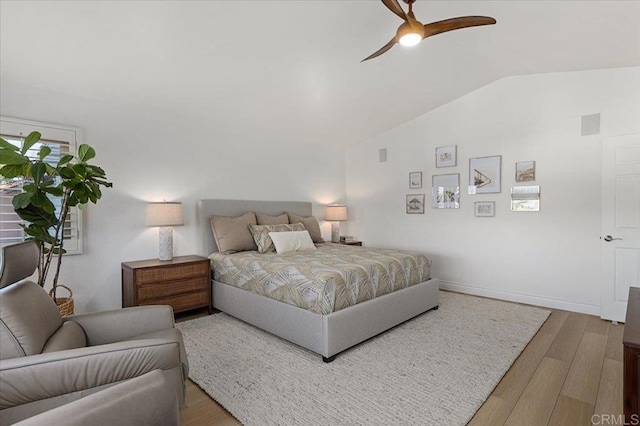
474, 201, 495, 217
469, 155, 502, 194
406, 194, 425, 214
516, 161, 535, 182
511, 186, 540, 212
436, 145, 457, 168
432, 173, 460, 209
409, 171, 422, 189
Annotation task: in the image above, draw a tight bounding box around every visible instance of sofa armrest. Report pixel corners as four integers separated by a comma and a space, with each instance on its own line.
67, 305, 175, 345
13, 370, 179, 426
0, 338, 181, 410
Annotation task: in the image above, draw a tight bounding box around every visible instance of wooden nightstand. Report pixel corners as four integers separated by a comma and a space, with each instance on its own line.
340, 241, 362, 246
122, 255, 211, 315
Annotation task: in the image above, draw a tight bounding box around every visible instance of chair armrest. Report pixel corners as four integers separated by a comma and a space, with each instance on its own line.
67, 305, 175, 345
0, 338, 180, 410
13, 370, 179, 426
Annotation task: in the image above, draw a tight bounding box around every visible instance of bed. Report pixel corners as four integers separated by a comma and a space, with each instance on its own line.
198, 199, 440, 362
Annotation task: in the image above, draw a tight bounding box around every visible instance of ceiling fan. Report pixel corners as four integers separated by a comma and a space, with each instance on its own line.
363, 0, 496, 62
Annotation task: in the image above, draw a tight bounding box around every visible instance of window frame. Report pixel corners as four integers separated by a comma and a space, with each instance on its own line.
0, 116, 84, 255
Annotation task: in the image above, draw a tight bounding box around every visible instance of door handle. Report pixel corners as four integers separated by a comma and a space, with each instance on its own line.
601, 235, 623, 242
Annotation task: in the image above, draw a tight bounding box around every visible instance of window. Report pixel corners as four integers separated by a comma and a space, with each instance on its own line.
0, 117, 83, 254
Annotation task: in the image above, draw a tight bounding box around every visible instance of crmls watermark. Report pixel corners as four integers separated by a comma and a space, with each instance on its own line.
591, 414, 640, 425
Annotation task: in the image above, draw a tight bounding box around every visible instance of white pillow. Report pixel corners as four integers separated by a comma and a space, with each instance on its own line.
269, 230, 316, 254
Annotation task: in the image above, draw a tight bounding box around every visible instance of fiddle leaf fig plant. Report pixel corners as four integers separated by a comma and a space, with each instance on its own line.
0, 131, 112, 300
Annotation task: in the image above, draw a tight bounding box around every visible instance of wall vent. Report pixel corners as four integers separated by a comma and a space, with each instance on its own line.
581, 113, 601, 136
379, 148, 387, 163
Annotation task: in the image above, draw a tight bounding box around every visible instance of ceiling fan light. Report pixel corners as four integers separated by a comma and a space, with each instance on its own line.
397, 20, 424, 47
399, 33, 422, 46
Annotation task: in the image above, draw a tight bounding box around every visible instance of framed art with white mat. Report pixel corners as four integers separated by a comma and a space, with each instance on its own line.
409, 171, 422, 189
435, 145, 457, 168
469, 155, 501, 194
474, 201, 495, 217
406, 194, 425, 214
432, 173, 460, 209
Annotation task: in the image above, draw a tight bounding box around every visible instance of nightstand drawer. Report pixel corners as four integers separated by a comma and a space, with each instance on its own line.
139, 291, 210, 313
136, 262, 209, 284
137, 277, 209, 301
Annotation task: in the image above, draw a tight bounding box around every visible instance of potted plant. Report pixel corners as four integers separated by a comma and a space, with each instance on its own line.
0, 131, 112, 312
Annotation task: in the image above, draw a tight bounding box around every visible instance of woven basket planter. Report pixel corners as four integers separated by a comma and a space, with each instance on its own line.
49, 285, 74, 317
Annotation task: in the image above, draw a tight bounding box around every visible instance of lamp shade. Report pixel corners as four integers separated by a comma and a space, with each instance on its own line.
145, 202, 184, 227
326, 205, 348, 221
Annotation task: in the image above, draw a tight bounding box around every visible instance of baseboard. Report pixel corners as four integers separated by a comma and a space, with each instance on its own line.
438, 280, 600, 316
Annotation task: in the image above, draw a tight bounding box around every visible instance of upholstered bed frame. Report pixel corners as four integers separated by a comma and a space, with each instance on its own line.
198, 199, 440, 362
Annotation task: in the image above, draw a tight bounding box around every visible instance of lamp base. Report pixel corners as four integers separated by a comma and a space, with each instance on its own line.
158, 227, 173, 261
331, 222, 340, 243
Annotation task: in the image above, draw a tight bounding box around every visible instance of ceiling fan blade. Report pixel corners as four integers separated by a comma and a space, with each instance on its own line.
423, 16, 496, 39
381, 0, 407, 20
362, 38, 397, 62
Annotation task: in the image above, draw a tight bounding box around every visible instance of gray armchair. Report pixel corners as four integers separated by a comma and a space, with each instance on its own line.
13, 370, 179, 426
0, 242, 189, 425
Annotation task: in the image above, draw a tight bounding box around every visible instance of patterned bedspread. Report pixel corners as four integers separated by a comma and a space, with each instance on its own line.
208, 243, 431, 315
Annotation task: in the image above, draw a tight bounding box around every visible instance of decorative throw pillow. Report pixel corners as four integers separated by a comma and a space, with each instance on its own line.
286, 212, 324, 243
210, 212, 258, 254
249, 223, 305, 253
255, 212, 289, 226
269, 230, 316, 254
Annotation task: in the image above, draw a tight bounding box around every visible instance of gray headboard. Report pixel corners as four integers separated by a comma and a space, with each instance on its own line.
197, 199, 313, 255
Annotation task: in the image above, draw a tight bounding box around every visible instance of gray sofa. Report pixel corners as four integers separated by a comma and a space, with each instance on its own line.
0, 242, 189, 425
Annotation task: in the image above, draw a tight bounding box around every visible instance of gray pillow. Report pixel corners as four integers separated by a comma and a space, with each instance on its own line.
255, 212, 289, 226
210, 212, 258, 254
286, 212, 324, 243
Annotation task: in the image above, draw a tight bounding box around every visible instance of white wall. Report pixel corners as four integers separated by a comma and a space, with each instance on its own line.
346, 67, 640, 314
1, 82, 346, 313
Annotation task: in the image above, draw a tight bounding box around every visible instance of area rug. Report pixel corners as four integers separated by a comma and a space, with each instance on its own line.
177, 291, 550, 425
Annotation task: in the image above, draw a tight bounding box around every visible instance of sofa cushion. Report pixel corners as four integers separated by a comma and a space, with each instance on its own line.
42, 321, 87, 354
0, 281, 63, 359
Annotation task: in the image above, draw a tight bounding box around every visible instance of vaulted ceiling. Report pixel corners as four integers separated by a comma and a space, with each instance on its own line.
1, 1, 639, 147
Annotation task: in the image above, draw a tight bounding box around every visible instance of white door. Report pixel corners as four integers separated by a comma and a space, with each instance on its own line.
601, 133, 640, 322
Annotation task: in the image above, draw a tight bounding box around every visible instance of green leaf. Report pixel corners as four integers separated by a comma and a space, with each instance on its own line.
0, 138, 19, 151
38, 146, 52, 160
86, 165, 105, 176
30, 162, 46, 184
0, 164, 27, 178
72, 164, 86, 176
59, 166, 76, 179
59, 154, 74, 166
16, 206, 57, 228
44, 187, 64, 197
21, 132, 41, 155
31, 191, 56, 214
0, 149, 29, 166
12, 192, 33, 209
44, 164, 56, 176
77, 144, 96, 162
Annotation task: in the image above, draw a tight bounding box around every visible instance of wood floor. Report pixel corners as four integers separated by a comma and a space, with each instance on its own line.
179, 308, 624, 425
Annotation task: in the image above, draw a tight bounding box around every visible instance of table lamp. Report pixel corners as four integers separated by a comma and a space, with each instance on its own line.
326, 204, 348, 243
146, 202, 184, 261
